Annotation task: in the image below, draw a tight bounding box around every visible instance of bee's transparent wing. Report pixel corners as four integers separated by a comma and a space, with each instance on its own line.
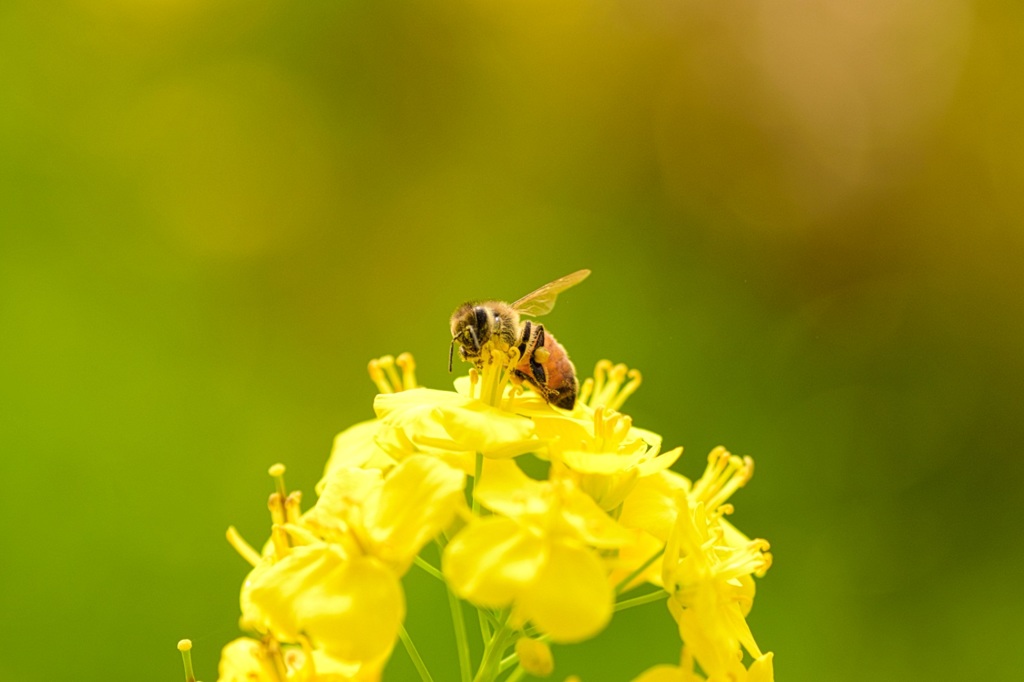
511, 269, 591, 317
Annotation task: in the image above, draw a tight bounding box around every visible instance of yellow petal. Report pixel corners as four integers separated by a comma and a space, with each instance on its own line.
619, 470, 692, 541
318, 419, 396, 494
748, 652, 775, 682
375, 388, 539, 459
515, 637, 554, 677
608, 528, 666, 591
365, 455, 465, 571
435, 400, 538, 458
216, 638, 278, 682
557, 481, 635, 548
637, 446, 683, 477
473, 459, 547, 518
442, 516, 545, 607
515, 541, 613, 643
246, 545, 404, 665
559, 449, 645, 475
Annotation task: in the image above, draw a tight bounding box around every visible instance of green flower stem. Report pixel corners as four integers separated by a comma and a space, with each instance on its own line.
447, 585, 473, 682
614, 589, 669, 612
413, 555, 445, 582
478, 608, 492, 650
613, 545, 666, 595
502, 666, 526, 682
472, 451, 483, 515
431, 535, 473, 682
399, 625, 435, 682
474, 617, 516, 682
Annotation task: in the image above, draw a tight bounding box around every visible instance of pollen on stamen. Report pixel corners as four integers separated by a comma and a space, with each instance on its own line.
284, 491, 303, 525
395, 352, 417, 390
268, 463, 288, 502
584, 360, 643, 411
368, 357, 394, 394
608, 368, 642, 411
268, 493, 290, 557
504, 381, 525, 411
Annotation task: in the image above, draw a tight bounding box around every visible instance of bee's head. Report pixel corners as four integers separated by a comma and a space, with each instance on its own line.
448, 305, 487, 372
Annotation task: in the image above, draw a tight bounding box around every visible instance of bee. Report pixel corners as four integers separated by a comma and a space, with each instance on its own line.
449, 269, 591, 409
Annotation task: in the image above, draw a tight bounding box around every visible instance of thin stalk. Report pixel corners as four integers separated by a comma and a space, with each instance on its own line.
414, 555, 445, 582
474, 618, 516, 682
446, 586, 473, 682
472, 451, 483, 515
613, 545, 666, 595
614, 589, 669, 612
502, 666, 526, 682
399, 625, 435, 682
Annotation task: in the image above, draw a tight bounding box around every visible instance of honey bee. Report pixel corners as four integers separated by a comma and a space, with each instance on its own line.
449, 269, 591, 409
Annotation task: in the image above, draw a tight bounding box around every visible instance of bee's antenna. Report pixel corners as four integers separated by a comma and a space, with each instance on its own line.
448, 335, 456, 373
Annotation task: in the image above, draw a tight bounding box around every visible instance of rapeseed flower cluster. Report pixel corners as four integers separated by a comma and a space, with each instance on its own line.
191, 348, 774, 682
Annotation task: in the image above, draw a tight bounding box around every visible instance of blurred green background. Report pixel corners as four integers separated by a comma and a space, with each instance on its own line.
2, 1, 1022, 680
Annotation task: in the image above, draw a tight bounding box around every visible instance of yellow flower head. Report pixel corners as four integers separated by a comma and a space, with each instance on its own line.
442, 460, 633, 643
318, 353, 417, 491
209, 345, 777, 682
535, 403, 681, 511
232, 453, 465, 673
216, 636, 383, 682
661, 449, 773, 679
629, 646, 774, 682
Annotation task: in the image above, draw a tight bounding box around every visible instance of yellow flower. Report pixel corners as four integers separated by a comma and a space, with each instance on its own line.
523, 360, 679, 511
661, 449, 773, 680
535, 404, 681, 511
308, 454, 466, 574
442, 460, 633, 643
629, 647, 774, 682
244, 546, 403, 667
237, 455, 465, 672
515, 637, 555, 677
318, 354, 415, 491
216, 636, 383, 682
374, 386, 539, 462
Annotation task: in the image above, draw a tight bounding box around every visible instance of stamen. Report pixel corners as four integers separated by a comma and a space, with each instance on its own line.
396, 352, 417, 390
590, 360, 613, 406
296, 635, 317, 677
268, 463, 287, 502
177, 639, 196, 682
503, 382, 525, 411
584, 361, 643, 411
226, 525, 262, 567
477, 344, 520, 407
577, 377, 594, 406
609, 369, 642, 411
284, 491, 303, 525
368, 357, 393, 394
268, 493, 290, 558
381, 355, 404, 393
264, 635, 289, 682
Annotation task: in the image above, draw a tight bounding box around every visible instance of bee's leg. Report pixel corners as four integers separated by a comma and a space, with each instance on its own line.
517, 320, 533, 359
512, 368, 545, 397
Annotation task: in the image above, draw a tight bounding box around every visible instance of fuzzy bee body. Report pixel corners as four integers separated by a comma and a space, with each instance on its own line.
449, 270, 590, 410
